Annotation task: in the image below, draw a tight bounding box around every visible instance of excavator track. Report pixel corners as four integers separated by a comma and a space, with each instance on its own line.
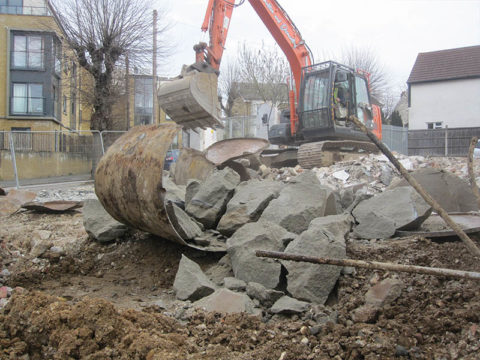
297, 140, 379, 169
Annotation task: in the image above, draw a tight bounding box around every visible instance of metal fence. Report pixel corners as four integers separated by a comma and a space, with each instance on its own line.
382, 125, 408, 155
222, 116, 258, 139
0, 130, 127, 188
408, 127, 480, 157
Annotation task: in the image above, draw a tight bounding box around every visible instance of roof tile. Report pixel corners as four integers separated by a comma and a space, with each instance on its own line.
407, 45, 480, 84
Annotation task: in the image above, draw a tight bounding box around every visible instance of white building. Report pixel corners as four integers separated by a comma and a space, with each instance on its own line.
407, 45, 480, 130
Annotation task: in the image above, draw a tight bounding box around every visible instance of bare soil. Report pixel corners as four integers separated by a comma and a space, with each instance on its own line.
1, 210, 480, 359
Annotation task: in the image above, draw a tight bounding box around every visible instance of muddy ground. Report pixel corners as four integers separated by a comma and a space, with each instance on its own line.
0, 193, 480, 359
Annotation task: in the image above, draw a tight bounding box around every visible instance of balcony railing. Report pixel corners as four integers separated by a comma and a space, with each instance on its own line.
0, 6, 50, 16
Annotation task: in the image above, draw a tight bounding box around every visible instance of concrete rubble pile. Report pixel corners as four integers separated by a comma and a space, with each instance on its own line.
81, 151, 479, 322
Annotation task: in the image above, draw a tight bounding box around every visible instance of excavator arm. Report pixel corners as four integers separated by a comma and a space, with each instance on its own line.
158, 0, 312, 134
196, 0, 313, 135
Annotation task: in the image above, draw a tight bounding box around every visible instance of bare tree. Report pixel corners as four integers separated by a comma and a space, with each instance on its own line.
236, 42, 289, 113
218, 59, 241, 117
340, 46, 390, 100
51, 0, 169, 131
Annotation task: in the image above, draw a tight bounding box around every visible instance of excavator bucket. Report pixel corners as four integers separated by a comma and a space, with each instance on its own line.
158, 70, 224, 130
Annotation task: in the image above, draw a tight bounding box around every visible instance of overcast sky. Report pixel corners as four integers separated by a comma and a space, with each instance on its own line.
156, 0, 480, 94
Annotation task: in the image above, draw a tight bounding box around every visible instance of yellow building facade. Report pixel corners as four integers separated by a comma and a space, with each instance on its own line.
0, 0, 90, 133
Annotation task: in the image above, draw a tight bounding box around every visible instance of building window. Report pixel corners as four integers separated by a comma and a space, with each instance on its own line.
63, 95, 67, 114
54, 42, 61, 74
134, 77, 153, 125
53, 84, 58, 118
12, 34, 44, 70
0, 0, 23, 15
427, 122, 442, 129
11, 83, 43, 115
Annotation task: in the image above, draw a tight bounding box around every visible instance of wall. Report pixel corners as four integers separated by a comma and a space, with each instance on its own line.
0, 150, 92, 181
409, 78, 480, 130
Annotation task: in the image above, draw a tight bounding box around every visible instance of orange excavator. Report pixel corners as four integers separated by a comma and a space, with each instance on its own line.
158, 0, 382, 167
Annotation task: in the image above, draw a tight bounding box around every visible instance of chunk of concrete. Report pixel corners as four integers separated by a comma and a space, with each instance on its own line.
282, 214, 350, 304
365, 278, 403, 307
270, 296, 310, 314
193, 288, 256, 314
0, 189, 36, 216
353, 187, 432, 239
163, 176, 186, 205
226, 221, 295, 289
173, 255, 216, 301
246, 282, 283, 307
185, 179, 201, 208
168, 203, 203, 240
186, 168, 241, 228
224, 277, 247, 291
389, 167, 479, 212
259, 171, 339, 234
83, 199, 128, 242
217, 180, 283, 236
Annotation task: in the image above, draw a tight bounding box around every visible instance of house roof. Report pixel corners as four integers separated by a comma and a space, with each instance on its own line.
407, 45, 480, 84
232, 82, 287, 102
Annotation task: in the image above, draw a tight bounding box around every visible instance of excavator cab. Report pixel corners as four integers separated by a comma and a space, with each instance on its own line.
269, 61, 382, 146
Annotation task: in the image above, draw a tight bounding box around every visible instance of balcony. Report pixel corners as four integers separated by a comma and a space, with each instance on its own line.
0, 5, 50, 16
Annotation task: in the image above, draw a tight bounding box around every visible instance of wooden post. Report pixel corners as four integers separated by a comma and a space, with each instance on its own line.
125, 54, 130, 130
256, 250, 480, 281
467, 136, 480, 208
349, 115, 480, 258
444, 125, 448, 156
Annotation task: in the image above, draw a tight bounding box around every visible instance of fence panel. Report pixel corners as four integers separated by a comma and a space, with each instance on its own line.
408, 127, 480, 157
0, 130, 104, 188
382, 125, 408, 155
222, 116, 257, 140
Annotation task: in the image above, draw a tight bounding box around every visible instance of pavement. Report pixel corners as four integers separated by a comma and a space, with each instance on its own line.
1, 174, 93, 190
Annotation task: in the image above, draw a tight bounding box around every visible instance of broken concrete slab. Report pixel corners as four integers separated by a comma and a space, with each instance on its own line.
0, 189, 37, 216
365, 278, 403, 307
163, 176, 186, 206
82, 199, 128, 242
246, 282, 283, 307
217, 179, 283, 236
186, 167, 241, 229
389, 167, 479, 212
185, 179, 201, 208
259, 171, 339, 234
352, 187, 432, 239
193, 288, 257, 315
173, 255, 216, 301
226, 221, 295, 289
282, 214, 349, 304
167, 202, 203, 240
224, 277, 247, 291
270, 296, 310, 314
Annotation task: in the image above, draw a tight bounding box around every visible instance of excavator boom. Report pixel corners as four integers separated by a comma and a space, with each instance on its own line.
158, 0, 312, 132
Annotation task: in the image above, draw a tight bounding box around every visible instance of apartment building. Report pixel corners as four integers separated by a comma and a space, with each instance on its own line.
0, 0, 89, 133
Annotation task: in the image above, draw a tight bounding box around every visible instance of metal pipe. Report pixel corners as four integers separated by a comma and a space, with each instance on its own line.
8, 132, 20, 189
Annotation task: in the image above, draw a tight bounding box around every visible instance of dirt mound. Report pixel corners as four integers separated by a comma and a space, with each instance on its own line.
0, 292, 187, 360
